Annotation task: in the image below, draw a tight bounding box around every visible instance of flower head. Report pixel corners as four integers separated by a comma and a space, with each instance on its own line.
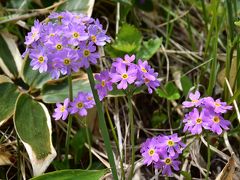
111, 64, 137, 90
69, 92, 95, 117
52, 98, 70, 120
95, 70, 113, 100
204, 97, 232, 114
182, 91, 202, 108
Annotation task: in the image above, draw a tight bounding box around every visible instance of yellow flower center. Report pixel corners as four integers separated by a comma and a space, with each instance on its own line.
32, 32, 36, 38
101, 80, 105, 87
38, 56, 44, 63
148, 148, 155, 156
213, 116, 220, 123
91, 35, 97, 42
58, 15, 63, 20
56, 44, 63, 50
63, 58, 71, 65
196, 118, 202, 124
122, 73, 128, 79
167, 140, 175, 147
87, 96, 93, 101
49, 33, 55, 37
214, 102, 221, 107
83, 50, 90, 57
77, 102, 83, 108
192, 99, 198, 103
141, 68, 147, 73
60, 106, 65, 112
164, 158, 172, 165
73, 32, 79, 38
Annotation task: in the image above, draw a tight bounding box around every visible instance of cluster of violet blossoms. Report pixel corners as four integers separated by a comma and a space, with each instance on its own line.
52, 92, 95, 121
182, 91, 232, 135
140, 134, 185, 176
23, 11, 110, 79
94, 54, 160, 100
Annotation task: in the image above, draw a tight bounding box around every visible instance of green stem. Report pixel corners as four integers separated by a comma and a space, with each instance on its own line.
127, 95, 135, 180
84, 118, 92, 170
86, 67, 118, 180
16, 135, 22, 180
206, 133, 211, 180
65, 75, 73, 167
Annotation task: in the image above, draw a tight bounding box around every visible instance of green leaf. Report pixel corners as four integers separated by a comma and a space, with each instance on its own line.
136, 37, 162, 60
14, 93, 56, 176
0, 32, 23, 78
234, 20, 240, 27
21, 59, 51, 89
58, 0, 95, 17
180, 171, 192, 180
70, 129, 88, 163
41, 75, 91, 103
181, 76, 193, 96
0, 75, 20, 126
30, 169, 106, 180
156, 82, 180, 100
111, 23, 142, 53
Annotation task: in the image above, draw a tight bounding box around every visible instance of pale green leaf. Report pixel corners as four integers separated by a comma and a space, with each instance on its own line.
0, 75, 20, 126
156, 82, 180, 100
0, 32, 23, 78
14, 94, 56, 176
41, 75, 91, 103
21, 59, 51, 89
30, 169, 106, 180
59, 0, 95, 17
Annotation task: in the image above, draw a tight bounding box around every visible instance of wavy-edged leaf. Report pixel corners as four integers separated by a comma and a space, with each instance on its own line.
21, 59, 51, 89
59, 0, 95, 17
136, 37, 162, 60
0, 75, 20, 126
14, 94, 56, 176
30, 169, 106, 180
41, 75, 91, 104
156, 82, 180, 100
112, 23, 142, 53
0, 32, 22, 79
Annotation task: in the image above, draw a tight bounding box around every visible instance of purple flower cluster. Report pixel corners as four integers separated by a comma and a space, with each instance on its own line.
94, 54, 160, 100
52, 92, 95, 120
23, 11, 110, 79
140, 133, 185, 176
182, 91, 232, 135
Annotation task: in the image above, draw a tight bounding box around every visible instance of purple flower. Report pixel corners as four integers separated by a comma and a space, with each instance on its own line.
111, 64, 137, 89
137, 60, 156, 81
95, 70, 113, 100
135, 68, 160, 93
29, 48, 48, 73
185, 108, 210, 135
158, 134, 186, 156
141, 138, 162, 166
154, 154, 181, 176
183, 112, 194, 132
88, 24, 110, 46
182, 91, 202, 108
52, 98, 70, 120
112, 54, 136, 67
52, 49, 79, 75
78, 42, 100, 68
69, 92, 94, 117
207, 113, 231, 135
204, 97, 232, 114
66, 23, 89, 45
24, 20, 42, 45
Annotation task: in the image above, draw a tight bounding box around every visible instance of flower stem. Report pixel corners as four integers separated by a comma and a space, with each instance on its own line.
127, 94, 135, 180
206, 132, 211, 180
86, 67, 118, 180
65, 74, 73, 167
84, 118, 92, 170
